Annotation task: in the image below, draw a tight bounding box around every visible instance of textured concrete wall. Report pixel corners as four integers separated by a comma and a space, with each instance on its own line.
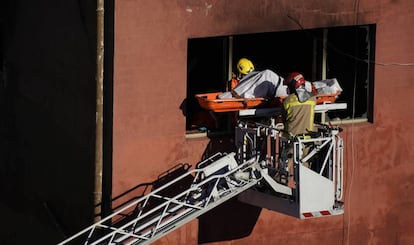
113, 0, 414, 244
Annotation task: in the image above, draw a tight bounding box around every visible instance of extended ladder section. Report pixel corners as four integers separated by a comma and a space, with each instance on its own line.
58, 153, 262, 245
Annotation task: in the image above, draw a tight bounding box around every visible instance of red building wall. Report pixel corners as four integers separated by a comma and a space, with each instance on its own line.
113, 0, 414, 244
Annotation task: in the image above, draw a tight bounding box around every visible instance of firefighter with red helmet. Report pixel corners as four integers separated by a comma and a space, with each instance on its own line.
283, 72, 316, 136
280, 72, 317, 187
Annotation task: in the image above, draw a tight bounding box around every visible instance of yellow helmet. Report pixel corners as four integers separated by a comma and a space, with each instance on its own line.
237, 58, 255, 75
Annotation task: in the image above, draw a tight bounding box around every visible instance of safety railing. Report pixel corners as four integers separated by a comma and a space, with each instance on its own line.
295, 126, 344, 201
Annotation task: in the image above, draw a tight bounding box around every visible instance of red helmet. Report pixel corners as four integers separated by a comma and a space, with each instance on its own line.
284, 72, 305, 89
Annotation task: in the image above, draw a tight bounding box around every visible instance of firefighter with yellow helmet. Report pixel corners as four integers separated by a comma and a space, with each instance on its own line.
237, 58, 255, 76
229, 58, 255, 90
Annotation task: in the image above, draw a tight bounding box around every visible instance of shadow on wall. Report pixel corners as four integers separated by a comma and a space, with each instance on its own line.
86, 135, 261, 244
198, 197, 262, 243
109, 163, 194, 228
198, 135, 262, 244
53, 163, 195, 245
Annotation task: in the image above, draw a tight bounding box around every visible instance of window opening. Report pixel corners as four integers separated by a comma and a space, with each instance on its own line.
325, 25, 375, 122
185, 37, 228, 134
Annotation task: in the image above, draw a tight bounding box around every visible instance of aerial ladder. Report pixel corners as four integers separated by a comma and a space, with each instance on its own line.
58, 105, 345, 245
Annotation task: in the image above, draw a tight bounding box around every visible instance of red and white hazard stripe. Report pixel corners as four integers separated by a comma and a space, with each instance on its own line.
301, 210, 332, 219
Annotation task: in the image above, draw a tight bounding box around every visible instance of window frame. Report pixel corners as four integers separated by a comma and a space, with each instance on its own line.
185, 24, 376, 137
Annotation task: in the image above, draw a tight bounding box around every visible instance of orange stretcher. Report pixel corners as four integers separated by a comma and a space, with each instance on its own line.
195, 92, 340, 112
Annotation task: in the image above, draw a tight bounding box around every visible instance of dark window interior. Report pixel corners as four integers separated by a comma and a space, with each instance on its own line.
233, 30, 321, 80
186, 37, 227, 132
326, 25, 375, 121
186, 24, 375, 134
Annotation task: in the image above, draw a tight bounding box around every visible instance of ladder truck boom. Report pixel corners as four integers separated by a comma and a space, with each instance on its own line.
58, 107, 345, 245
58, 153, 262, 245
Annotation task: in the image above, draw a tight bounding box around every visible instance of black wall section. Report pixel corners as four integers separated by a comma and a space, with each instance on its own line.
0, 0, 113, 244
102, 0, 114, 220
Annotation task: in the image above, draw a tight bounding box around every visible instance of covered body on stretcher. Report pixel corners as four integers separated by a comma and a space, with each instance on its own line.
195, 69, 343, 112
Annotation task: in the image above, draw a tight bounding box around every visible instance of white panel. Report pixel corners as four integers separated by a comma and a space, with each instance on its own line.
202, 152, 238, 176
315, 103, 347, 112
299, 164, 334, 213
261, 170, 292, 196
